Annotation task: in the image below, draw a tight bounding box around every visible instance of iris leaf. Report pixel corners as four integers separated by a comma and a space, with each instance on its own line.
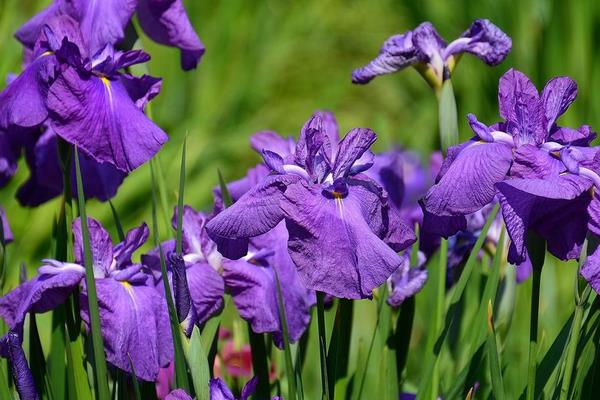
74, 147, 111, 400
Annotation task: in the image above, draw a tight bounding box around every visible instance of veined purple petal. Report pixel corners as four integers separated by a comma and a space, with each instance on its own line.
0, 53, 56, 129
75, 0, 137, 56
588, 196, 600, 237
0, 268, 83, 330
209, 378, 236, 400
1, 207, 13, 244
223, 224, 314, 348
250, 131, 295, 158
411, 22, 446, 65
262, 149, 285, 174
113, 223, 150, 268
2, 331, 39, 400
541, 76, 577, 130
423, 142, 513, 216
295, 112, 325, 177
550, 125, 596, 146
80, 278, 173, 381
387, 251, 427, 307
137, 0, 205, 70
73, 217, 113, 277
509, 144, 565, 179
119, 74, 162, 110
15, 1, 66, 49
206, 174, 301, 257
496, 175, 592, 264
497, 69, 546, 145
47, 66, 168, 172
282, 181, 403, 299
166, 389, 193, 400
333, 128, 376, 178
185, 262, 224, 334
351, 31, 419, 84
444, 19, 511, 65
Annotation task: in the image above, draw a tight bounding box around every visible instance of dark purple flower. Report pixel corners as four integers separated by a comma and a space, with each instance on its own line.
352, 19, 511, 88
207, 111, 416, 299
0, 330, 40, 400
0, 218, 172, 381
0, 16, 167, 173
15, 0, 204, 71
16, 127, 126, 207
422, 69, 600, 269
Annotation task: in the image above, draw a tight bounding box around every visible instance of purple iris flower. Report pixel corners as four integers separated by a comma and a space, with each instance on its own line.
13, 126, 127, 206
207, 111, 416, 299
0, 330, 39, 400
15, 0, 204, 71
0, 218, 172, 381
209, 377, 281, 400
0, 16, 167, 173
1, 207, 12, 243
422, 68, 600, 268
223, 222, 316, 348
142, 207, 226, 336
144, 206, 315, 346
352, 19, 511, 88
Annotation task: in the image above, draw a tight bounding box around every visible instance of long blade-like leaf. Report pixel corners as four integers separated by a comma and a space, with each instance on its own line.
74, 147, 110, 400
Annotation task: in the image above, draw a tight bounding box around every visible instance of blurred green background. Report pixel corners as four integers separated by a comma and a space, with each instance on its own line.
1, 0, 600, 398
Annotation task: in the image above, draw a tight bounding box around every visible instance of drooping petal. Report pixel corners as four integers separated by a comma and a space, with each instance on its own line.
0, 53, 56, 129
351, 31, 419, 84
541, 76, 577, 130
74, 0, 137, 56
444, 19, 511, 65
387, 251, 427, 307
333, 128, 376, 178
80, 278, 173, 381
184, 262, 224, 334
223, 225, 314, 348
71, 150, 126, 201
206, 174, 301, 257
73, 217, 114, 277
423, 142, 513, 216
136, 0, 205, 70
112, 223, 150, 268
119, 74, 162, 110
382, 204, 417, 253
420, 204, 467, 237
1, 331, 40, 400
250, 131, 295, 158
0, 268, 83, 329
282, 181, 403, 299
496, 175, 592, 264
1, 207, 13, 244
47, 67, 168, 172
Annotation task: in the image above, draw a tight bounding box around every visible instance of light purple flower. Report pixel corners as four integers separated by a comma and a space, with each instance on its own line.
422, 69, 600, 270
352, 19, 511, 87
15, 0, 204, 71
207, 111, 416, 299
